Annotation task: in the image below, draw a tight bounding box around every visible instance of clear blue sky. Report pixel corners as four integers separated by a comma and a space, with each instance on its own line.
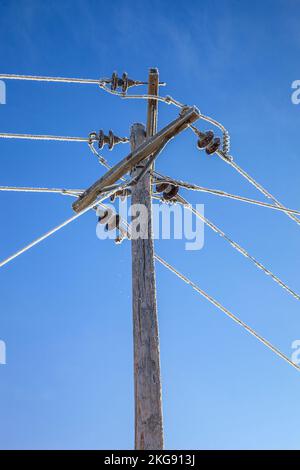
0, 0, 300, 450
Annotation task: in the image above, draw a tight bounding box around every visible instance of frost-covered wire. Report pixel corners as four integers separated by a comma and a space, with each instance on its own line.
155, 254, 300, 372
217, 151, 300, 226
0, 73, 165, 88
99, 83, 182, 106
0, 132, 91, 143
1, 72, 231, 154
88, 142, 111, 170
153, 172, 300, 217
0, 73, 106, 85
100, 84, 231, 154
89, 197, 300, 371
87, 142, 129, 184
0, 190, 116, 269
175, 195, 300, 301
0, 185, 82, 196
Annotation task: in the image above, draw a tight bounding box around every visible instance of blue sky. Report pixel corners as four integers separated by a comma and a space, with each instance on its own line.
0, 0, 300, 450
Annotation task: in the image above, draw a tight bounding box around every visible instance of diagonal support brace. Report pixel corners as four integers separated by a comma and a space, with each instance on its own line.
72, 106, 200, 213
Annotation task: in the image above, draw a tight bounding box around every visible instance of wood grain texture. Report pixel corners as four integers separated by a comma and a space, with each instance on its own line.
131, 70, 163, 450
131, 123, 163, 450
72, 106, 200, 213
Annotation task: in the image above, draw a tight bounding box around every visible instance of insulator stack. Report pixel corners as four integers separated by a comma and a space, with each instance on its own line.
89, 130, 128, 150
97, 208, 128, 244
196, 129, 221, 155
99, 71, 165, 93
206, 137, 221, 155
109, 72, 147, 93
197, 131, 214, 149
156, 182, 179, 202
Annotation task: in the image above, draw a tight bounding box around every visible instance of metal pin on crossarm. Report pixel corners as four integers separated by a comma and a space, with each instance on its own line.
72, 106, 200, 213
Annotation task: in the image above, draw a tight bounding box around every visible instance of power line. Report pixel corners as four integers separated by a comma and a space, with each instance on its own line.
3, 65, 299, 444
0, 72, 232, 155
0, 131, 129, 147
90, 198, 300, 373
0, 133, 126, 174
153, 171, 300, 216
0, 190, 116, 269
0, 181, 129, 199
107, 88, 229, 137
0, 132, 91, 143
217, 151, 300, 226
189, 122, 230, 154
102, 87, 232, 152
88, 142, 111, 170
119, 91, 184, 107
0, 185, 82, 196
2, 71, 299, 350
186, 121, 300, 224
91, 187, 300, 302
69, 194, 300, 371
0, 73, 189, 110
0, 131, 127, 173
98, 84, 190, 115
0, 74, 232, 155
87, 142, 129, 183
0, 72, 166, 89
176, 195, 300, 301
2, 185, 298, 299
155, 254, 300, 373
0, 73, 104, 85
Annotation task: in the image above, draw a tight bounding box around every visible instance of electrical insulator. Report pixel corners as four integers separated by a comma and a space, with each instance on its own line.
156, 182, 179, 202
110, 71, 147, 93
194, 127, 221, 155
97, 129, 128, 151
197, 131, 214, 149
206, 137, 221, 155
121, 72, 134, 93
101, 71, 165, 93
115, 235, 123, 244
97, 209, 128, 245
155, 182, 169, 193
163, 184, 179, 201
111, 71, 119, 91
88, 130, 128, 150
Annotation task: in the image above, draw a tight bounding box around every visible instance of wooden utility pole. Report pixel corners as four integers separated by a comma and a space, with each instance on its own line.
71, 69, 199, 448
131, 68, 163, 450
72, 106, 199, 213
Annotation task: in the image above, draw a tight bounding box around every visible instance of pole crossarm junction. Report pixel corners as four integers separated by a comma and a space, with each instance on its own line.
72, 106, 200, 213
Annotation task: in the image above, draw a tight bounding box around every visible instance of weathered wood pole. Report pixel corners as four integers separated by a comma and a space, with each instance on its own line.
72, 106, 199, 213
131, 68, 164, 450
